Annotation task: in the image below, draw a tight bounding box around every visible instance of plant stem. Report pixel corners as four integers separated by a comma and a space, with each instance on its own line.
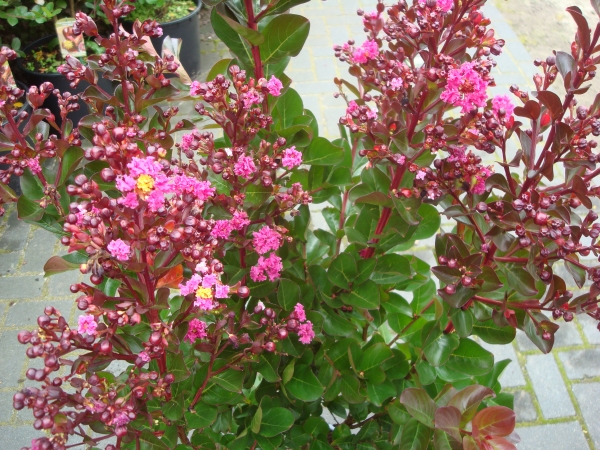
387, 299, 435, 347
335, 137, 360, 255
244, 0, 264, 81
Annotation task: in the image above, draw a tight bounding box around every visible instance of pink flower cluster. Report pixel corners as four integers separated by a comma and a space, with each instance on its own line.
178, 272, 230, 310
352, 40, 379, 64
27, 158, 41, 174
209, 210, 250, 240
107, 238, 131, 261
243, 89, 263, 109
170, 174, 215, 201
190, 80, 202, 96
281, 146, 302, 169
266, 76, 283, 96
389, 77, 403, 91
78, 315, 97, 336
293, 303, 314, 344
440, 61, 488, 113
185, 318, 208, 343
250, 253, 283, 282
419, 0, 453, 12
492, 94, 515, 120
252, 226, 282, 255
234, 155, 257, 178
471, 166, 493, 195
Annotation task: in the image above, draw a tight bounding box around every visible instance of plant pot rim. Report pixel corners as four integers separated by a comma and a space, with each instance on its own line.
157, 0, 202, 26
15, 34, 69, 78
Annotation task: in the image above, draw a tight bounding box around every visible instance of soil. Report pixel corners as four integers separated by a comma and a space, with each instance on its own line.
494, 0, 598, 104
128, 0, 198, 24
22, 39, 102, 74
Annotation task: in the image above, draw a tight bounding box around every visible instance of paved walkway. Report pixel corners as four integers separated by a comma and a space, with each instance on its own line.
0, 1, 599, 448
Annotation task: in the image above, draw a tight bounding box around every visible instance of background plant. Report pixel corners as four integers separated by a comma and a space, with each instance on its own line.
1, 0, 600, 449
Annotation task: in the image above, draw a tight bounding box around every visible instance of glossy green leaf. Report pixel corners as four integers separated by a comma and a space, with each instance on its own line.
422, 323, 460, 367
57, 146, 84, 186
328, 253, 357, 289
472, 320, 516, 345
399, 418, 433, 450
260, 407, 295, 437
342, 280, 380, 309
185, 403, 219, 429
444, 339, 494, 377
502, 266, 538, 297
261, 0, 310, 17
372, 254, 411, 284
400, 388, 436, 427
285, 364, 324, 402
139, 430, 169, 450
278, 278, 301, 310
245, 184, 273, 206
260, 14, 310, 65
216, 12, 264, 45
17, 195, 44, 221
413, 203, 441, 240
340, 373, 365, 403
210, 7, 253, 69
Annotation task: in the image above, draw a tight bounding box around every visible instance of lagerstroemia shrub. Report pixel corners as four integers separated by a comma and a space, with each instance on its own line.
1, 0, 600, 448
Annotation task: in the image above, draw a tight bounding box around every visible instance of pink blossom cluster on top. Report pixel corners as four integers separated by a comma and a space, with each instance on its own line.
281, 146, 303, 169
492, 94, 515, 120
352, 40, 379, 64
418, 0, 453, 12
210, 210, 250, 240
107, 238, 131, 261
440, 61, 488, 113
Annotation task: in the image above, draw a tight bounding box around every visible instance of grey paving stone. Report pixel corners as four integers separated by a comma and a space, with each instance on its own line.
20, 229, 57, 274
0, 275, 43, 299
48, 270, 79, 297
3, 425, 42, 448
559, 348, 600, 380
514, 390, 537, 423
0, 252, 21, 276
0, 212, 30, 252
0, 391, 15, 423
516, 320, 582, 351
578, 315, 600, 345
516, 422, 590, 450
572, 383, 600, 449
0, 330, 26, 388
479, 342, 526, 387
525, 354, 575, 419
5, 299, 74, 327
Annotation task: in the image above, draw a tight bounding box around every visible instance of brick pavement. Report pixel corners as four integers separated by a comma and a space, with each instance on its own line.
0, 1, 599, 448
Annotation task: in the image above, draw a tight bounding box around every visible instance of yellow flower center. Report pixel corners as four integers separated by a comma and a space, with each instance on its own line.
196, 287, 212, 299
136, 174, 155, 194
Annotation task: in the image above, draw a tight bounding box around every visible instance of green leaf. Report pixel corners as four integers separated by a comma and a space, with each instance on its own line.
502, 265, 538, 297
245, 184, 272, 206
253, 433, 282, 450
166, 352, 191, 382
261, 0, 310, 17
304, 137, 344, 166
43, 255, 79, 277
367, 378, 396, 406
211, 7, 253, 69
285, 364, 324, 402
340, 373, 365, 403
216, 11, 264, 45
422, 322, 460, 367
260, 407, 295, 436
341, 280, 380, 309
447, 385, 495, 425
472, 320, 516, 345
163, 396, 184, 421
372, 254, 411, 284
205, 58, 233, 81
357, 343, 393, 375
17, 195, 44, 221
273, 88, 303, 129
413, 203, 441, 240
400, 388, 436, 427
57, 146, 84, 186
399, 418, 433, 450
444, 339, 494, 377
20, 168, 44, 199
260, 14, 310, 65
139, 430, 169, 450
328, 253, 357, 289
251, 405, 262, 434
185, 403, 218, 429
277, 278, 301, 311
214, 369, 244, 392
256, 353, 281, 382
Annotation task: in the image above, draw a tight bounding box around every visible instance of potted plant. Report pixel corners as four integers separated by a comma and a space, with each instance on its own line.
127, 0, 203, 78
1, 0, 600, 449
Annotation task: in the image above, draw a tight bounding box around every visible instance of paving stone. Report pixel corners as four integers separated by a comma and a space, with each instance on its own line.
0, 252, 21, 276
479, 342, 526, 387
5, 299, 74, 327
0, 212, 30, 252
3, 425, 42, 448
525, 354, 575, 419
513, 390, 537, 423
0, 391, 15, 423
578, 315, 600, 345
0, 330, 27, 388
516, 320, 582, 351
20, 229, 57, 274
559, 348, 600, 380
48, 271, 79, 297
572, 383, 600, 448
0, 275, 43, 299
516, 422, 590, 450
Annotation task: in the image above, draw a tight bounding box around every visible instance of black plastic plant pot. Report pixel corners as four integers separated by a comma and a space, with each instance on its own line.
152, 0, 203, 79
15, 35, 113, 129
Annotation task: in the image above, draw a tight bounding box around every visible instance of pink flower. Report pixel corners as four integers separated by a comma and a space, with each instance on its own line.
266, 75, 283, 96
472, 167, 493, 195
27, 158, 41, 174
202, 274, 218, 288
194, 297, 215, 311
118, 192, 139, 209
111, 411, 131, 427
366, 108, 378, 120
180, 133, 195, 150
419, 0, 453, 12
282, 146, 303, 169
139, 351, 151, 363
250, 254, 283, 282
294, 303, 307, 322
393, 154, 406, 165
170, 175, 215, 201
298, 321, 315, 344
78, 315, 97, 336
146, 190, 165, 212
179, 274, 202, 296
389, 77, 403, 91
185, 318, 208, 343
127, 156, 163, 178
447, 146, 468, 163
252, 226, 282, 255
116, 175, 136, 193
231, 210, 250, 230
107, 239, 131, 261
211, 220, 234, 239
352, 40, 379, 64
440, 61, 488, 113
415, 170, 426, 180
190, 81, 202, 96
492, 94, 515, 120
215, 284, 229, 298
234, 155, 257, 178
243, 89, 262, 109
346, 100, 359, 114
